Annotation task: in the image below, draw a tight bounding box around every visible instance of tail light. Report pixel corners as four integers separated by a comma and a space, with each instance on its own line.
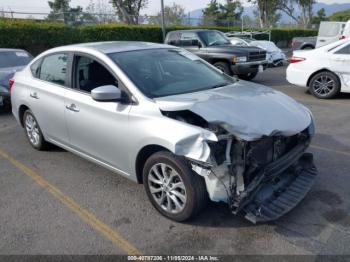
340, 35, 346, 40
9, 79, 15, 92
288, 57, 306, 63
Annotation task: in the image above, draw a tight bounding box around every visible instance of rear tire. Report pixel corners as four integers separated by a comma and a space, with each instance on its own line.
237, 71, 258, 81
23, 109, 49, 150
309, 71, 340, 99
213, 61, 232, 75
143, 151, 208, 222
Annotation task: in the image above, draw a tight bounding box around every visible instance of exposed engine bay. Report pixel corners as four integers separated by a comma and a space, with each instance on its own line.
163, 109, 318, 223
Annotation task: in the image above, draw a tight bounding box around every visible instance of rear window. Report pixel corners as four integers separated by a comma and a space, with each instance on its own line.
0, 51, 32, 68
319, 23, 341, 37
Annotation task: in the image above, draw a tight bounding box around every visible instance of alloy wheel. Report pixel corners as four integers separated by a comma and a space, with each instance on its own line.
25, 114, 40, 146
147, 163, 187, 214
312, 75, 335, 97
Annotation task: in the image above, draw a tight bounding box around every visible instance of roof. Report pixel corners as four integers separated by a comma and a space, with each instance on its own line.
0, 48, 28, 52
63, 41, 173, 54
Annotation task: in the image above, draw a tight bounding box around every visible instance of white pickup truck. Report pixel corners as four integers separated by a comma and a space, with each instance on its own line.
291, 20, 350, 50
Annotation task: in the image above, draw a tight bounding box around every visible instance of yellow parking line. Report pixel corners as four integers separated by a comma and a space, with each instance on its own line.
0, 148, 142, 256
311, 144, 350, 157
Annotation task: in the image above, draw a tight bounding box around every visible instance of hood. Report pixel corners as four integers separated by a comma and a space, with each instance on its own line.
0, 66, 24, 88
207, 45, 265, 55
154, 81, 312, 141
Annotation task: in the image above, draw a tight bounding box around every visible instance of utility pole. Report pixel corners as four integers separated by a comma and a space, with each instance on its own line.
160, 0, 166, 41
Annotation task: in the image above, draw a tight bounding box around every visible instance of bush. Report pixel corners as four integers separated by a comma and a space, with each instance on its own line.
0, 19, 317, 55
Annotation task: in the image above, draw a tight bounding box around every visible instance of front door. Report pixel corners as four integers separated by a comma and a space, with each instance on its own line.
64, 54, 131, 173
179, 32, 207, 60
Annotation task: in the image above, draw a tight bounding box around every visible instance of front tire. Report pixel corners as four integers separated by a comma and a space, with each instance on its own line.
309, 71, 340, 99
23, 109, 48, 150
237, 71, 258, 81
143, 151, 208, 222
213, 61, 232, 75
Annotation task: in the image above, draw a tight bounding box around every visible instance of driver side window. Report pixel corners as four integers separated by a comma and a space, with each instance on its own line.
74, 55, 118, 93
180, 33, 200, 47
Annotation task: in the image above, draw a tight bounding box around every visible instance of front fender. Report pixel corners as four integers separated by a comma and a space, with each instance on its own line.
127, 103, 217, 175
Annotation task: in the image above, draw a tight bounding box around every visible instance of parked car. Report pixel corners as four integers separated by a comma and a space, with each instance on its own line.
287, 38, 350, 99
0, 49, 33, 109
291, 21, 350, 51
12, 42, 317, 223
291, 36, 317, 51
165, 29, 268, 80
316, 20, 350, 48
227, 36, 286, 67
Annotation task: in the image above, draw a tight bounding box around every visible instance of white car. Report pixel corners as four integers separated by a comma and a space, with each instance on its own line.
228, 37, 286, 66
287, 39, 350, 99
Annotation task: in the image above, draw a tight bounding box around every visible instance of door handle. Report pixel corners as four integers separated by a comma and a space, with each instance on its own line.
66, 104, 80, 112
334, 58, 346, 62
319, 40, 326, 42
30, 92, 39, 99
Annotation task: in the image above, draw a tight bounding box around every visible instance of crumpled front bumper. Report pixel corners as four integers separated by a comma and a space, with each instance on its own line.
243, 152, 317, 223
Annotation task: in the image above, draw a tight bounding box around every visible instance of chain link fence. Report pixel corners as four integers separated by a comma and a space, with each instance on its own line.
0, 10, 307, 30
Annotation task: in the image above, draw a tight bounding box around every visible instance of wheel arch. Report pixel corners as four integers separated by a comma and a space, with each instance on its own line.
18, 104, 30, 127
210, 58, 231, 65
301, 44, 315, 50
307, 69, 341, 87
135, 144, 170, 184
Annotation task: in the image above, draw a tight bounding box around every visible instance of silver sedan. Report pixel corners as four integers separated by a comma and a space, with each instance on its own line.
11, 42, 318, 223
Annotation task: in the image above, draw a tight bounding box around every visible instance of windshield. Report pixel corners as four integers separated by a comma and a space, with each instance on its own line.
230, 38, 249, 46
109, 48, 235, 98
0, 51, 32, 68
198, 31, 231, 46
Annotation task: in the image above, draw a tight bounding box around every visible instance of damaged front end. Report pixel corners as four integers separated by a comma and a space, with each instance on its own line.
164, 110, 318, 223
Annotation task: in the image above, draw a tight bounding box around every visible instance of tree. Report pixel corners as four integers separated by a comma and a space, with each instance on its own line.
297, 0, 315, 28
217, 0, 243, 26
328, 9, 350, 22
248, 0, 281, 27
202, 0, 243, 26
47, 0, 71, 22
202, 0, 220, 26
275, 0, 299, 24
148, 3, 185, 26
86, 0, 115, 23
250, 0, 316, 28
110, 0, 148, 24
311, 8, 327, 25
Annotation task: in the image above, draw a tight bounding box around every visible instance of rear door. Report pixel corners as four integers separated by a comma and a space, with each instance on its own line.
316, 22, 345, 48
28, 52, 70, 145
331, 43, 350, 90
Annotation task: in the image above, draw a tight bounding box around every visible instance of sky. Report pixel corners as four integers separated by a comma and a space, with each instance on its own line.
0, 0, 349, 16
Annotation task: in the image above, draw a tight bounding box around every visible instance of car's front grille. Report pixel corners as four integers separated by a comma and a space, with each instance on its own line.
248, 51, 266, 62
242, 132, 307, 185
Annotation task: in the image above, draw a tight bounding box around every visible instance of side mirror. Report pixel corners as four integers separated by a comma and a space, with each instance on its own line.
91, 85, 123, 102
198, 41, 202, 48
